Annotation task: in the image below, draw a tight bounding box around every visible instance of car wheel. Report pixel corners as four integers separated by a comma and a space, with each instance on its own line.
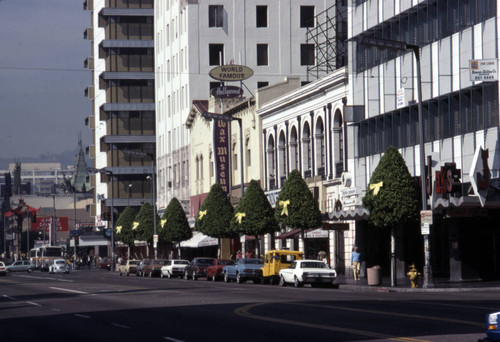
279, 275, 286, 287
236, 272, 242, 284
224, 272, 230, 283
27, 268, 33, 273
119, 271, 122, 276
126, 272, 129, 277
184, 271, 189, 280
192, 271, 197, 280
294, 276, 302, 288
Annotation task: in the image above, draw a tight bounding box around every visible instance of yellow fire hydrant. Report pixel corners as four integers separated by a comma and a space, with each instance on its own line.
407, 264, 421, 288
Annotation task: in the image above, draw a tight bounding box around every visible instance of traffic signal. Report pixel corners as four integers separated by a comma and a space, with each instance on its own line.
75, 236, 79, 245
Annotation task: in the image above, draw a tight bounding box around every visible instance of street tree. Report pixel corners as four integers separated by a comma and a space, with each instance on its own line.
231, 179, 279, 258
362, 145, 420, 286
160, 197, 192, 258
195, 183, 235, 257
275, 169, 322, 257
134, 202, 159, 257
115, 206, 136, 259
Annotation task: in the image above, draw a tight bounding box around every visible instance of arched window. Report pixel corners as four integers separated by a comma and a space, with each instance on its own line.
290, 126, 298, 171
302, 122, 312, 176
267, 135, 276, 189
315, 117, 325, 176
333, 109, 343, 178
278, 130, 286, 187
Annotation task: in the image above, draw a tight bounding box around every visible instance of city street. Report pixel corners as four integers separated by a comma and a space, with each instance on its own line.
0, 269, 495, 341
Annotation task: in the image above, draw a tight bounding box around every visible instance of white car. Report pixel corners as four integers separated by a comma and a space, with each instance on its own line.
160, 259, 190, 279
279, 260, 337, 288
49, 259, 70, 274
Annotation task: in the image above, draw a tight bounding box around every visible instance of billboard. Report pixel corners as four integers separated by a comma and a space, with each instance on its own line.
30, 217, 69, 232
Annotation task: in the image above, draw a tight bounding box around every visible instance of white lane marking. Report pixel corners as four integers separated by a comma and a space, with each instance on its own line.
74, 314, 91, 319
164, 338, 185, 342
49, 287, 88, 295
26, 301, 41, 307
111, 322, 131, 329
19, 275, 73, 282
3, 294, 16, 300
51, 308, 61, 312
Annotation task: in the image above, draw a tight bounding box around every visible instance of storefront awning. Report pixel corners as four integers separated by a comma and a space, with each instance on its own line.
322, 207, 369, 221
180, 232, 218, 248
277, 228, 302, 240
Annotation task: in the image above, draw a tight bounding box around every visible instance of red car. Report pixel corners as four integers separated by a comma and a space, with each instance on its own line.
206, 259, 234, 281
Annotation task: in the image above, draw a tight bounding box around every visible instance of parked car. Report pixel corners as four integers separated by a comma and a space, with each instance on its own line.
6, 260, 36, 273
184, 257, 216, 280
223, 258, 263, 284
98, 257, 112, 270
261, 250, 303, 285
479, 311, 500, 342
145, 259, 168, 277
118, 259, 140, 276
49, 259, 70, 274
160, 259, 190, 279
0, 261, 6, 276
279, 260, 337, 288
137, 259, 152, 277
206, 259, 234, 281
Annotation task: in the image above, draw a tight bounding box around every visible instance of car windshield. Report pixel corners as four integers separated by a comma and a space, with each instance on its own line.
242, 259, 262, 265
129, 261, 139, 265
219, 260, 234, 265
174, 260, 189, 265
301, 262, 327, 269
154, 260, 167, 265
55, 261, 66, 265
196, 259, 214, 265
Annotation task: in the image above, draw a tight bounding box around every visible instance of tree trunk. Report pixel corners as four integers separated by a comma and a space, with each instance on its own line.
254, 235, 260, 258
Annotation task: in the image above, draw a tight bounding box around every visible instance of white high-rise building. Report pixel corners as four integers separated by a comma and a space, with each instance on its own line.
155, 0, 332, 214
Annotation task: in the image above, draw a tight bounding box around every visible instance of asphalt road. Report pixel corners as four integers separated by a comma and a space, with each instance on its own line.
0, 269, 495, 342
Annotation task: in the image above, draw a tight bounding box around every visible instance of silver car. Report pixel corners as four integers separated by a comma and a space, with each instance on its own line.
49, 259, 70, 274
6, 260, 35, 273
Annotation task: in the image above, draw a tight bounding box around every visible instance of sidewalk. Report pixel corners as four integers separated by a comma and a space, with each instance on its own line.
335, 274, 500, 292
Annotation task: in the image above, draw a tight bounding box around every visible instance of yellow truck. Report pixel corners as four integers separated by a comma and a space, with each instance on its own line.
260, 250, 303, 285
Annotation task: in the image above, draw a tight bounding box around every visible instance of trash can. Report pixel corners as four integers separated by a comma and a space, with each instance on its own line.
367, 265, 381, 286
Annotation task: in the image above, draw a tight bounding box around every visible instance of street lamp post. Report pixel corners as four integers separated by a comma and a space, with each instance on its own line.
356, 35, 433, 288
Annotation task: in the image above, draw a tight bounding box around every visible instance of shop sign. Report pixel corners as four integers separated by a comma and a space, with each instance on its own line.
31, 217, 69, 232
469, 145, 491, 206
210, 86, 243, 98
470, 59, 498, 82
434, 163, 461, 195
305, 229, 329, 238
213, 120, 230, 194
209, 65, 254, 81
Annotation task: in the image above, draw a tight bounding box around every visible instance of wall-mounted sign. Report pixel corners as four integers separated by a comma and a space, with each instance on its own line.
213, 120, 230, 194
434, 163, 461, 195
470, 59, 498, 82
210, 86, 244, 98
396, 88, 405, 109
469, 145, 491, 206
209, 65, 254, 81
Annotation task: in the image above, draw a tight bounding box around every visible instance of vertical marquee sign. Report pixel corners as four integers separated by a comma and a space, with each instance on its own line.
213, 119, 230, 194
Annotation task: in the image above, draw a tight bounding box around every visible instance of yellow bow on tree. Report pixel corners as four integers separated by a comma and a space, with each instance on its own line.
235, 212, 246, 224
198, 210, 207, 220
116, 226, 122, 234
161, 219, 167, 228
369, 181, 383, 196
132, 221, 140, 230
279, 200, 290, 216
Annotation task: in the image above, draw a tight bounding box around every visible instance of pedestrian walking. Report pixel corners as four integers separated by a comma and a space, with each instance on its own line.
351, 246, 361, 280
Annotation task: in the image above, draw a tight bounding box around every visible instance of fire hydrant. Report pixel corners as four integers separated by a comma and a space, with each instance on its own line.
407, 264, 421, 288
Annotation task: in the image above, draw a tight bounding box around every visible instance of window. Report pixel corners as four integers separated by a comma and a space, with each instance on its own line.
257, 81, 269, 88
209, 44, 224, 65
209, 5, 224, 27
301, 44, 315, 65
300, 6, 315, 28
256, 6, 268, 27
257, 44, 268, 66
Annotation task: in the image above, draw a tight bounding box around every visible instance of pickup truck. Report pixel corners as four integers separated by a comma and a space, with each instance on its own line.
206, 259, 234, 281
118, 259, 140, 276
261, 250, 303, 285
222, 258, 263, 284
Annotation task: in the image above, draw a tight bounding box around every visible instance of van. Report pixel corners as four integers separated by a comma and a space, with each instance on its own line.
261, 250, 303, 285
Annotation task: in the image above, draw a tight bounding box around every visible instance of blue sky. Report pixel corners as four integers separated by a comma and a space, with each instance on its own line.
0, 0, 91, 159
